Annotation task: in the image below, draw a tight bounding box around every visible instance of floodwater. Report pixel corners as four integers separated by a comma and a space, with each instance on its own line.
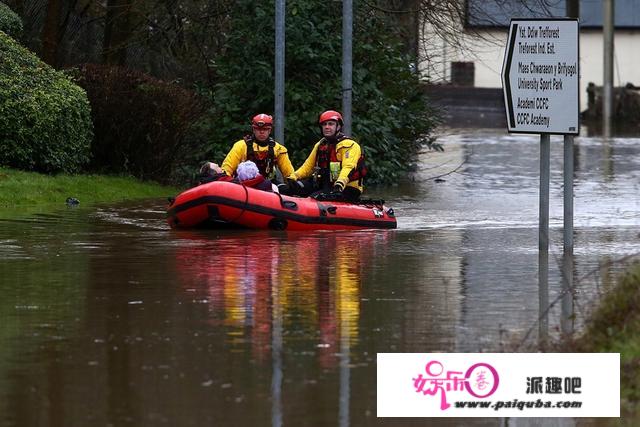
0, 128, 638, 426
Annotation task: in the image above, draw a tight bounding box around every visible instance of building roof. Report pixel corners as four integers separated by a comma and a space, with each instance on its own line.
466, 0, 640, 29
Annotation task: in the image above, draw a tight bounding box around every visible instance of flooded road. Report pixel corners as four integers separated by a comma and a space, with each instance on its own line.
0, 129, 638, 426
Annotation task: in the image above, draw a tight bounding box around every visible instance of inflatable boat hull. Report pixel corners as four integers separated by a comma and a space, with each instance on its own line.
166, 181, 397, 230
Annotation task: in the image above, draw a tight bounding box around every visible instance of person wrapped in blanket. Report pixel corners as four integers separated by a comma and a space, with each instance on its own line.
236, 161, 278, 192
198, 160, 277, 193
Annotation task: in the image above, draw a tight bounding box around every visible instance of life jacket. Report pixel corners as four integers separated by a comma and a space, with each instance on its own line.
244, 136, 276, 179
348, 152, 367, 183
316, 134, 367, 188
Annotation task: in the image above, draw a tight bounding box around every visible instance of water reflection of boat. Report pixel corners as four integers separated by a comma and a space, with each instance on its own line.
171, 231, 393, 425
166, 181, 396, 230
173, 231, 390, 367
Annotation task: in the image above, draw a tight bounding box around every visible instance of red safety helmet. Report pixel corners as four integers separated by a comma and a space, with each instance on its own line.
252, 113, 273, 128
318, 110, 343, 126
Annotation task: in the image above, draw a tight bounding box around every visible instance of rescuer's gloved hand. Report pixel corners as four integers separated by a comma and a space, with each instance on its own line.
287, 178, 304, 192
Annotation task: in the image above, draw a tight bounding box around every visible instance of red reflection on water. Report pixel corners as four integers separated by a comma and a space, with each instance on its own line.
172, 231, 391, 368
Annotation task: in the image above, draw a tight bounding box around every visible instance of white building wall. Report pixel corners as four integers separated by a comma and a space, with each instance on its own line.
419, 27, 640, 111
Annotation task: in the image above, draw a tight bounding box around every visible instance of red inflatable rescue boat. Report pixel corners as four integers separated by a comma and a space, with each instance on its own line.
166, 181, 396, 230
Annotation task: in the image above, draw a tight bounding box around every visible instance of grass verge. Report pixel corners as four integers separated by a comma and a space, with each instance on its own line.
572, 262, 640, 419
0, 167, 182, 209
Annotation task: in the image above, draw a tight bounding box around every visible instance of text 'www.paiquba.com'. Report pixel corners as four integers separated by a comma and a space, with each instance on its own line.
454, 399, 582, 411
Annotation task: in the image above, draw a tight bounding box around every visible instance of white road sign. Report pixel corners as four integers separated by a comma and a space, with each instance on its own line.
501, 19, 579, 134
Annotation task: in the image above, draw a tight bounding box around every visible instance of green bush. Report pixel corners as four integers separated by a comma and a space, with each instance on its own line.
0, 2, 22, 39
575, 263, 640, 412
71, 64, 204, 183
0, 31, 92, 173
200, 0, 439, 185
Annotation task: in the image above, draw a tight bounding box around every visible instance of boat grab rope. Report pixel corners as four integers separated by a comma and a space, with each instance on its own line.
226, 183, 250, 223
311, 192, 386, 209
274, 191, 299, 210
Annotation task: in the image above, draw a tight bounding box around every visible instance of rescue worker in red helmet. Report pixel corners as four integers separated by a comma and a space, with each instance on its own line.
221, 113, 295, 182
286, 110, 366, 202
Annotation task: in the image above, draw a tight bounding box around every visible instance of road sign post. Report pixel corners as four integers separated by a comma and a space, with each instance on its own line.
501, 18, 579, 312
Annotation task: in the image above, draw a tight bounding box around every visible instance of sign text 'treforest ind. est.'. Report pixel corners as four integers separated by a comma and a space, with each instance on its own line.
501, 19, 579, 135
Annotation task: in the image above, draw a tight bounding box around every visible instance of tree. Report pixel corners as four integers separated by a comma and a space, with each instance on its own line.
41, 0, 63, 65
102, 0, 135, 65
197, 0, 439, 184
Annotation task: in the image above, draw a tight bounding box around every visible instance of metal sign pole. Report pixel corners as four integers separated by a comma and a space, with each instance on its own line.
274, 0, 285, 145
603, 0, 615, 137
561, 134, 574, 336
342, 0, 353, 135
563, 136, 574, 253
539, 134, 550, 252
539, 133, 550, 346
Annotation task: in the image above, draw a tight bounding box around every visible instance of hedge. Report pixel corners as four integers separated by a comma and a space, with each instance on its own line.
71, 64, 204, 182
0, 2, 22, 39
0, 31, 93, 173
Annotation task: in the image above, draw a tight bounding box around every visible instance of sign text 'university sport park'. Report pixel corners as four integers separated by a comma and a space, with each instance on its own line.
502, 19, 579, 134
